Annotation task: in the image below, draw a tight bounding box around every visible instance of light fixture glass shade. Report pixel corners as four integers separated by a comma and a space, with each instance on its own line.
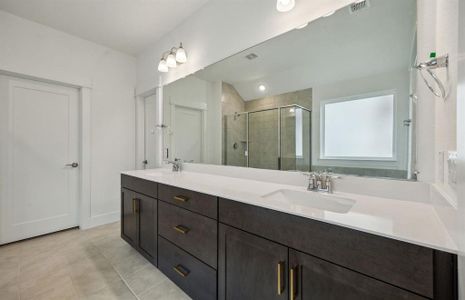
276, 0, 295, 12
176, 44, 187, 63
166, 53, 177, 68
158, 59, 168, 72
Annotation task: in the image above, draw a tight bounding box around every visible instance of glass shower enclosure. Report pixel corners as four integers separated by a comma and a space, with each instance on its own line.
223, 105, 311, 171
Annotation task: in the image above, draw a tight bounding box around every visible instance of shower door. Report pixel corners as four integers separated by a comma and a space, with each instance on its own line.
280, 106, 311, 172
223, 113, 247, 167
248, 109, 280, 170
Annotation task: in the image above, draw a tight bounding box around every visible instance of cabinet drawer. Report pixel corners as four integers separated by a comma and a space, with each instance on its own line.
158, 184, 217, 219
158, 237, 217, 300
121, 174, 157, 199
159, 201, 217, 268
219, 198, 434, 298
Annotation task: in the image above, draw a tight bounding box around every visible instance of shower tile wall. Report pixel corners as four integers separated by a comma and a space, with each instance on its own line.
248, 110, 279, 169
222, 82, 247, 166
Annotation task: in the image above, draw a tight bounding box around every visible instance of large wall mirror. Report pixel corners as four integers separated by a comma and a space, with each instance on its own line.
161, 0, 417, 180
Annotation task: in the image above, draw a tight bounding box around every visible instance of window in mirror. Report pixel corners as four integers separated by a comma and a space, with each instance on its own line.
321, 93, 395, 160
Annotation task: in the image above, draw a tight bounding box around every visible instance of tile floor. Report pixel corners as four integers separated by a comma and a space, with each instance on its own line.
0, 222, 191, 300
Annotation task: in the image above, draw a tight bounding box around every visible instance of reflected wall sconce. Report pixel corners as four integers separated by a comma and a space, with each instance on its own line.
158, 43, 188, 73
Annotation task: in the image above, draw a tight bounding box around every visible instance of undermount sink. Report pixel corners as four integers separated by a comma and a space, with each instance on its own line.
261, 189, 355, 214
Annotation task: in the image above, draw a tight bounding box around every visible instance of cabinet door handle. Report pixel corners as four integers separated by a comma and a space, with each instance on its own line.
173, 224, 190, 234
132, 198, 139, 214
173, 264, 190, 277
173, 195, 189, 202
290, 266, 297, 300
277, 261, 284, 295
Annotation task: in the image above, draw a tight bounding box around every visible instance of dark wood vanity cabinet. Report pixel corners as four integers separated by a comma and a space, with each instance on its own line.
219, 198, 458, 300
288, 249, 428, 300
218, 224, 288, 300
121, 188, 138, 244
121, 176, 157, 265
218, 224, 429, 300
121, 174, 458, 300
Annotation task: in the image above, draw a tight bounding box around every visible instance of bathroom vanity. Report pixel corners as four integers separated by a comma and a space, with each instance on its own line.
121, 169, 458, 300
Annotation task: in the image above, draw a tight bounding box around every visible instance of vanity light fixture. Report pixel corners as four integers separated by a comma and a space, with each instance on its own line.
166, 50, 177, 68
157, 43, 188, 73
276, 0, 295, 12
258, 84, 266, 92
158, 57, 168, 73
176, 43, 187, 63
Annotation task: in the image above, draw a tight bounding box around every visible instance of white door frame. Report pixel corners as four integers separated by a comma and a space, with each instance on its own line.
135, 89, 157, 170
169, 101, 207, 163
0, 69, 95, 231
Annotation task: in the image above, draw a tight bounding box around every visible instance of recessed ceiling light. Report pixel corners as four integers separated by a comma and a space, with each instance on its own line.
258, 84, 266, 92
276, 0, 295, 12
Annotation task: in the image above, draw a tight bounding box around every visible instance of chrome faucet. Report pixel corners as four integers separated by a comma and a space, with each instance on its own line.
304, 170, 339, 193
167, 158, 183, 172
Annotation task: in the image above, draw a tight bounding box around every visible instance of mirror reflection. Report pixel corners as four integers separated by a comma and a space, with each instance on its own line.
162, 0, 417, 180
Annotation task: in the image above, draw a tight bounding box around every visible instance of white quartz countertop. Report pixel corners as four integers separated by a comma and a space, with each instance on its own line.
122, 168, 458, 254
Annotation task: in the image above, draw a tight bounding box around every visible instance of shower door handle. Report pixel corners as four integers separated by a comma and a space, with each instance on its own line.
278, 157, 281, 170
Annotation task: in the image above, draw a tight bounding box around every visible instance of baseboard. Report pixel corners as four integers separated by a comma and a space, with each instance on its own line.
80, 210, 120, 230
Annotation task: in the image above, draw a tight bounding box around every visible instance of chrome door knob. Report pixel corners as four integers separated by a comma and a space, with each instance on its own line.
65, 162, 79, 168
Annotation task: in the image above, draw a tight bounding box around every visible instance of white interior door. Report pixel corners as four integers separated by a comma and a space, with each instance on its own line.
172, 106, 203, 163
0, 76, 79, 244
144, 94, 157, 169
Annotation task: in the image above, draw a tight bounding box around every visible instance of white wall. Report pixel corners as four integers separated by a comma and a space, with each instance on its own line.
312, 69, 411, 172
0, 10, 137, 228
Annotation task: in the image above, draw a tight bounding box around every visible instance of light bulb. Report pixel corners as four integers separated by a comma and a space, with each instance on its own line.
166, 52, 177, 68
258, 84, 266, 92
158, 59, 168, 72
176, 43, 187, 63
276, 0, 295, 12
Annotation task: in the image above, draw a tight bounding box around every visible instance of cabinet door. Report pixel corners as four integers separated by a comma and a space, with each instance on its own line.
219, 224, 288, 300
137, 193, 157, 261
121, 188, 138, 245
289, 249, 428, 300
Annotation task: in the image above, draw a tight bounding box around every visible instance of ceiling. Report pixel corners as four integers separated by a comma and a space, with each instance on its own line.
195, 0, 417, 101
0, 0, 209, 55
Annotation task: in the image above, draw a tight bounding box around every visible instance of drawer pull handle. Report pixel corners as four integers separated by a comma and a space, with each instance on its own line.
173, 264, 190, 277
173, 225, 190, 234
277, 261, 284, 295
290, 266, 297, 300
173, 195, 189, 202
132, 198, 139, 214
